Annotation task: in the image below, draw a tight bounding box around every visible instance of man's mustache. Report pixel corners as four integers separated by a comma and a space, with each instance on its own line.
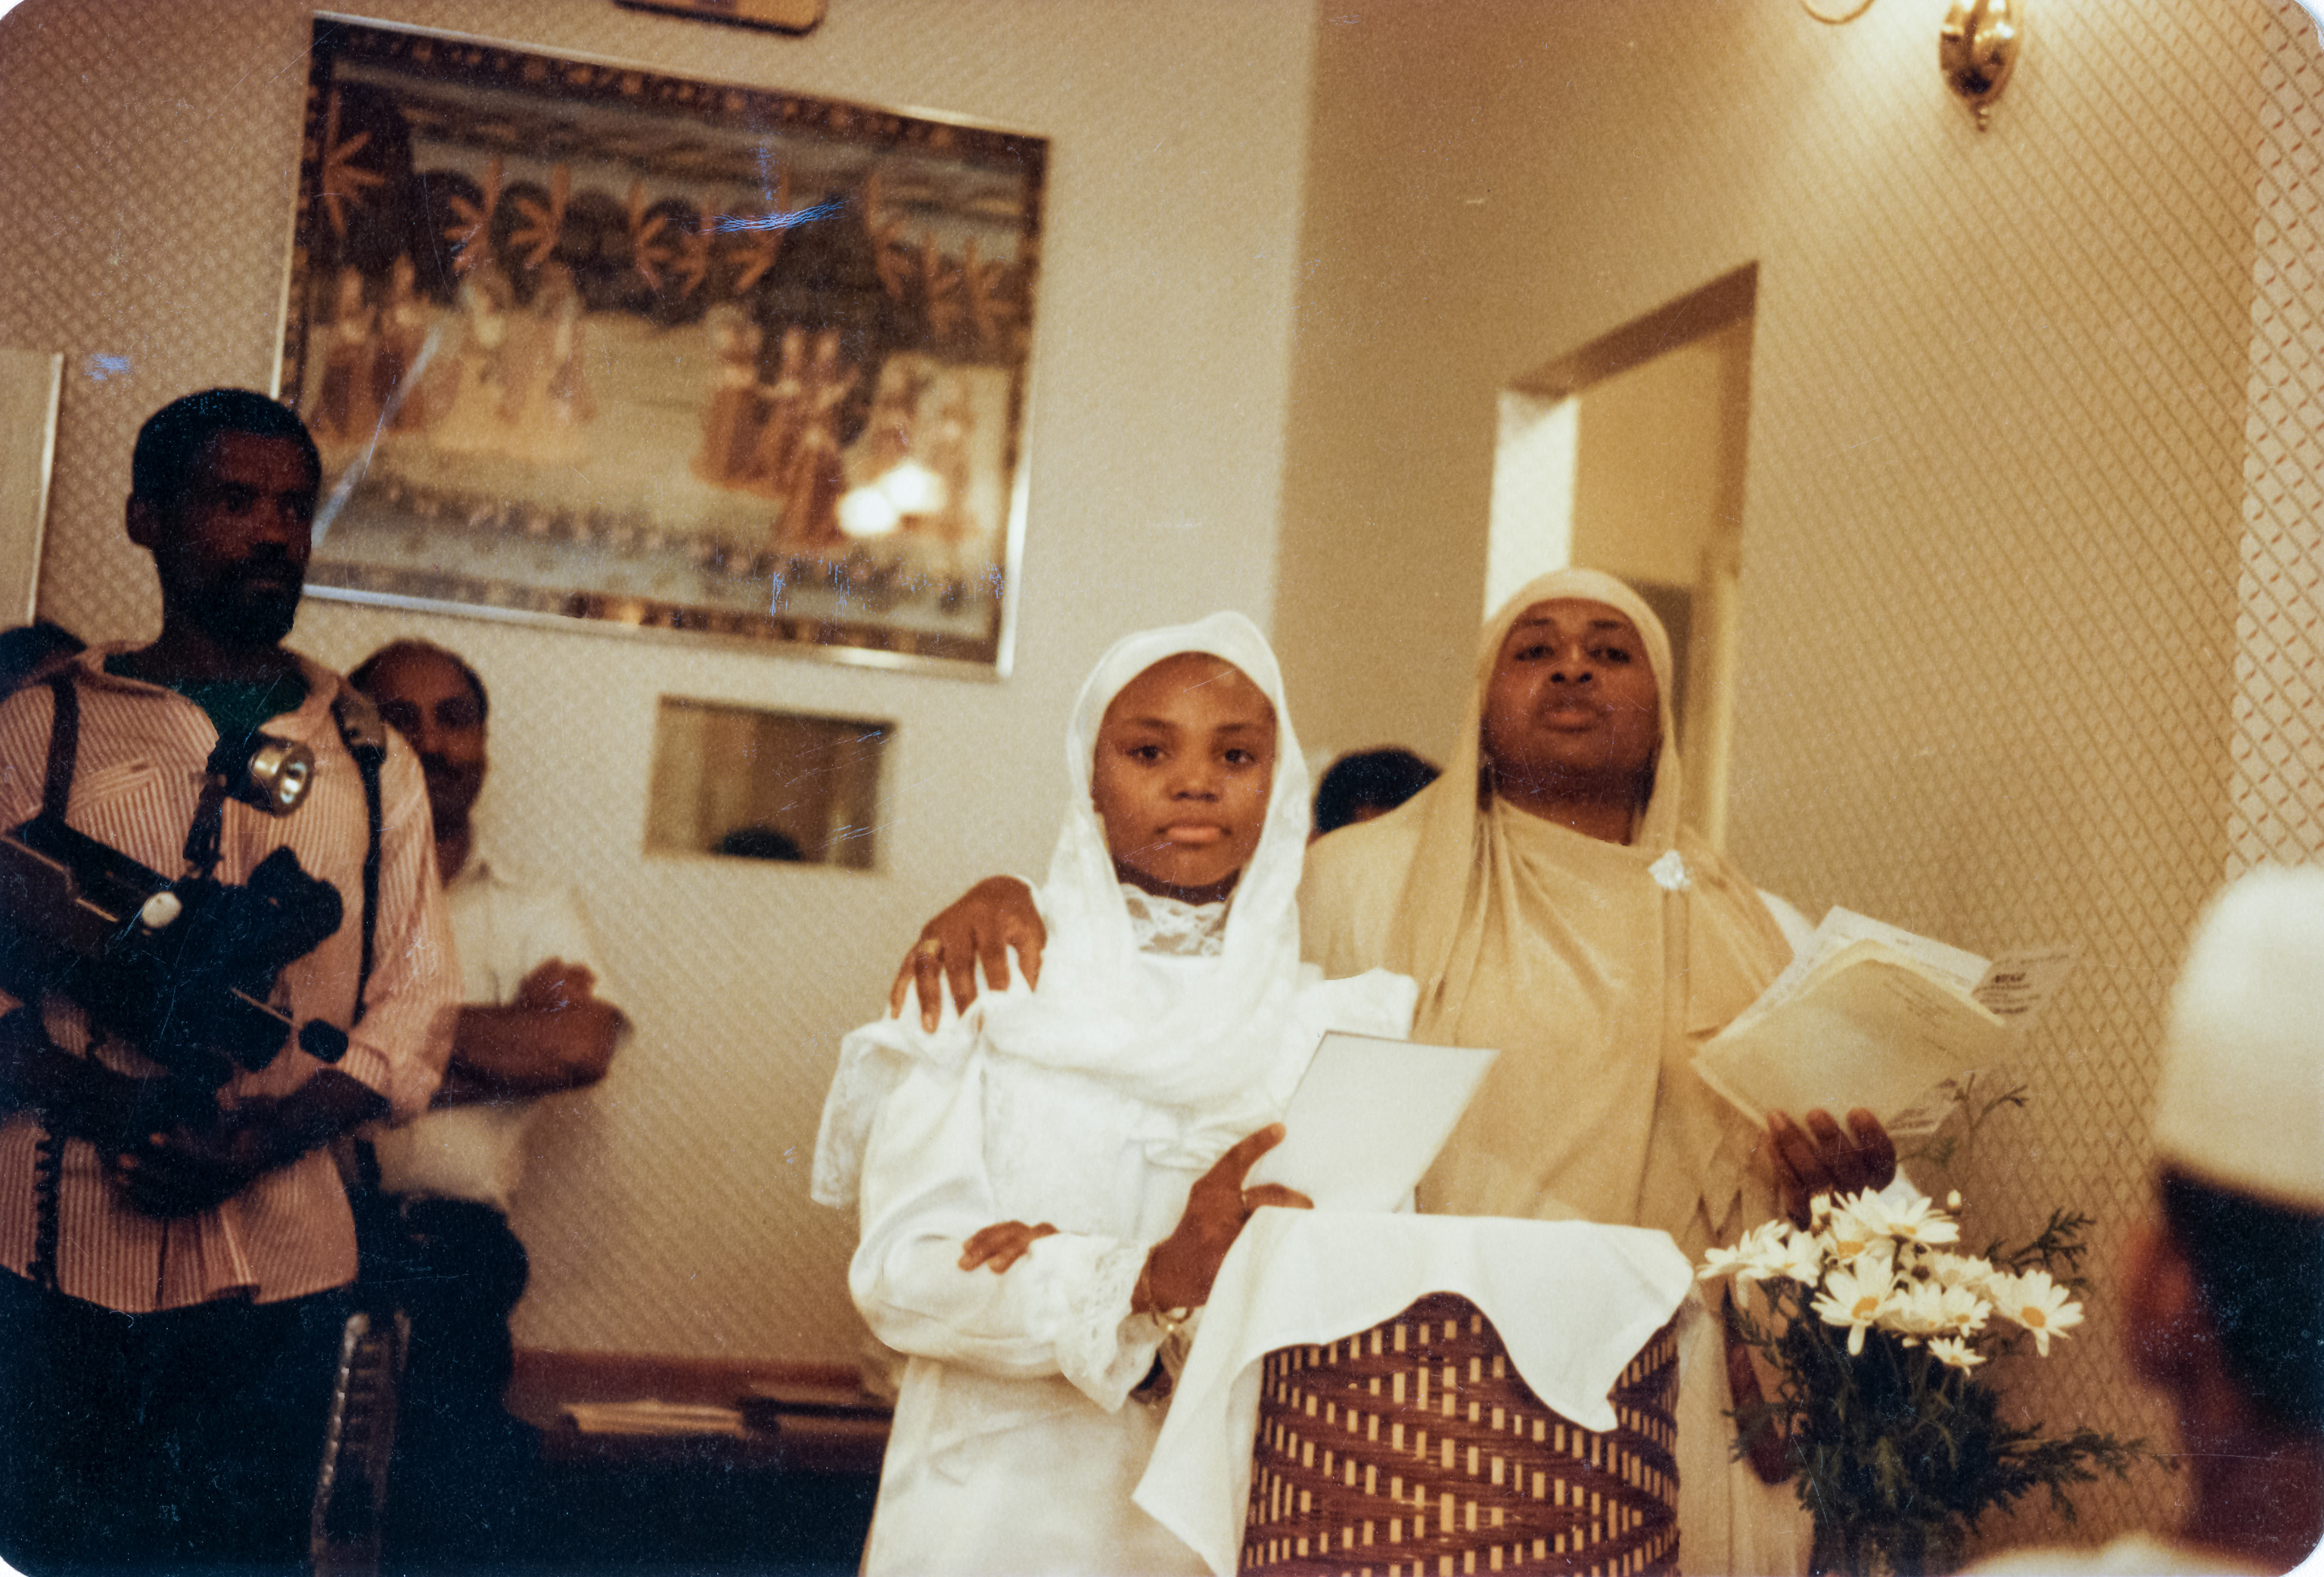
235, 552, 304, 586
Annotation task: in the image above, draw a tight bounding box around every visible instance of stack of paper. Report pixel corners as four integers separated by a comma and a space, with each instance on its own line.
1693, 908, 2074, 1131
737, 1379, 890, 1434
1241, 1033, 1499, 1212
561, 1400, 749, 1439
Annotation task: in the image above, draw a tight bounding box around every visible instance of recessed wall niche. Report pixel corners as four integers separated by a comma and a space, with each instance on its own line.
643, 698, 890, 870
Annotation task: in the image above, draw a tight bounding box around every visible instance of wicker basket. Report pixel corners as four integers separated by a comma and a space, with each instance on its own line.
1238, 1293, 1679, 1577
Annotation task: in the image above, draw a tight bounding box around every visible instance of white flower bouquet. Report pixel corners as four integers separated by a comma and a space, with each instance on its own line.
1699, 1188, 2145, 1575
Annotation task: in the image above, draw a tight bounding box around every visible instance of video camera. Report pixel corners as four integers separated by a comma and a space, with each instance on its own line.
0, 729, 351, 1093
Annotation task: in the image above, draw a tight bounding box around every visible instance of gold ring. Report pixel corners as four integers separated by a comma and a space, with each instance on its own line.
915, 938, 945, 960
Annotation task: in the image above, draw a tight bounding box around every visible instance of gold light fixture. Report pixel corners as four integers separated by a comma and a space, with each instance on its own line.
1940, 0, 2024, 130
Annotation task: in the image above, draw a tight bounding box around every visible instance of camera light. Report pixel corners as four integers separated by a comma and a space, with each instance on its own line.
243, 739, 313, 815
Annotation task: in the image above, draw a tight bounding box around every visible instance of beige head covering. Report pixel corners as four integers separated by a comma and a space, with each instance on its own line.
1325, 568, 1789, 1252
1391, 568, 1684, 992
2155, 866, 2324, 1212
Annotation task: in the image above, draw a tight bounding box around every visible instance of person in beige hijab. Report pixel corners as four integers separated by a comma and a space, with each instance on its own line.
891, 569, 1897, 1572
1302, 567, 1866, 1256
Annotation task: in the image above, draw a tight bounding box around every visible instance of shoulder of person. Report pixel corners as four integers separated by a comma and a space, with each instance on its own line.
1300, 806, 1429, 972
0, 661, 64, 728
1670, 828, 1776, 905
1306, 797, 1430, 888
454, 851, 581, 917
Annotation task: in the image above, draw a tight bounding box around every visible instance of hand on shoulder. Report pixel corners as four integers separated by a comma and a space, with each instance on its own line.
888, 876, 1045, 1031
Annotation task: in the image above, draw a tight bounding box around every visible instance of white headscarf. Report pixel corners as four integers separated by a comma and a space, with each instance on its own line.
816, 612, 1400, 1206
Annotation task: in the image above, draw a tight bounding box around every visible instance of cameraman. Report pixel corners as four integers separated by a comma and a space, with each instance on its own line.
0, 390, 457, 1573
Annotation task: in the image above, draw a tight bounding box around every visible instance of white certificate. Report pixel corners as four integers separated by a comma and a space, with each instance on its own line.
1243, 1032, 1499, 1212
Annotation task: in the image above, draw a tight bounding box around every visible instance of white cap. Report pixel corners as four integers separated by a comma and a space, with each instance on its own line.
2154, 866, 2324, 1212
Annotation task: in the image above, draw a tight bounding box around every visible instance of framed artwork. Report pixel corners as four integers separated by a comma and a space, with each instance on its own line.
277, 17, 1046, 674
612, 0, 827, 36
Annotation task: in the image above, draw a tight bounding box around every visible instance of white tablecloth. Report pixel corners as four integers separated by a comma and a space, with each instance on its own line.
1131, 1209, 1695, 1576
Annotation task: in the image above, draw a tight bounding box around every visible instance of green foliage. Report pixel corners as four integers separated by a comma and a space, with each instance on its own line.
1723, 1209, 2150, 1577
1898, 1074, 2027, 1183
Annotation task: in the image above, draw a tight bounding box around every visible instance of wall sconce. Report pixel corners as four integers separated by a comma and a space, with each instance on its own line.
1940, 0, 2023, 130
1799, 0, 1877, 22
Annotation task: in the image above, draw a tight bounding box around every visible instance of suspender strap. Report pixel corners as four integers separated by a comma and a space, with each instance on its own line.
39, 675, 76, 824
25, 679, 78, 1292
355, 761, 382, 1022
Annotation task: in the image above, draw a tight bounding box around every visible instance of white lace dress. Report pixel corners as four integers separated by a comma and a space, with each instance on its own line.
822, 614, 1415, 1574
847, 892, 1285, 1575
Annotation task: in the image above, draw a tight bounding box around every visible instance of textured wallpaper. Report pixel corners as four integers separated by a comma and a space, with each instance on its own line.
2236, 5, 2324, 876
1271, 0, 2301, 1552
5, 0, 2320, 1557
0, 0, 1320, 1367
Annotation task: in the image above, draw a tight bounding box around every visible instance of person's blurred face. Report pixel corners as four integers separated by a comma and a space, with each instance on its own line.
2118, 1206, 2206, 1395
362, 648, 488, 832
1481, 598, 1661, 805
132, 431, 318, 653
1089, 653, 1277, 904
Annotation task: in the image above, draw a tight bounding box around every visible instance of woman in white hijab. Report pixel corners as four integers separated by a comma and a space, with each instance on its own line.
816, 613, 1414, 1576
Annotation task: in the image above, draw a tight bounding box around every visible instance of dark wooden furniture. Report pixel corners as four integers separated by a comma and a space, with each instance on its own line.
494, 1351, 888, 1574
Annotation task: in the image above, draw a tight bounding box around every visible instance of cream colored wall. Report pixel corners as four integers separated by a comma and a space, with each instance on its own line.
0, 0, 1318, 1365
1276, 0, 2280, 1549
1570, 319, 1747, 593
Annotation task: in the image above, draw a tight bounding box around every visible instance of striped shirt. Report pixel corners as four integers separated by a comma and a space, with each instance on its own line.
0, 645, 456, 1311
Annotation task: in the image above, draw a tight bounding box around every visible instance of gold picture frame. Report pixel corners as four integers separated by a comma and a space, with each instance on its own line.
276, 16, 1045, 675
612, 0, 827, 37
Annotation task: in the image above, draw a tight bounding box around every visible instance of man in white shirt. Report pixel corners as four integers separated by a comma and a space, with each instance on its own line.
350, 639, 627, 1556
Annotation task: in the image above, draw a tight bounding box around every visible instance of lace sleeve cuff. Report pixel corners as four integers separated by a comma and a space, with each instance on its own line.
1037, 1235, 1165, 1411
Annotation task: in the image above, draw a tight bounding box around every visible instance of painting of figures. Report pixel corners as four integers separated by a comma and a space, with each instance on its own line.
277, 18, 1045, 673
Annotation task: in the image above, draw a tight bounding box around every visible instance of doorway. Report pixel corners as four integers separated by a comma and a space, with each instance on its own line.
1487, 265, 1756, 846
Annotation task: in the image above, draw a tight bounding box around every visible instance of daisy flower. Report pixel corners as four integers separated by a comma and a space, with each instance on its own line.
1883, 1276, 1983, 1336
1700, 1220, 1786, 1282
1820, 1200, 1890, 1265
1928, 1336, 1987, 1372
1993, 1268, 2084, 1356
1813, 1263, 1899, 1355
1769, 1227, 1828, 1286
1926, 1252, 1999, 1299
1933, 1281, 1991, 1336
1857, 1191, 1962, 1248
1884, 1280, 1952, 1341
